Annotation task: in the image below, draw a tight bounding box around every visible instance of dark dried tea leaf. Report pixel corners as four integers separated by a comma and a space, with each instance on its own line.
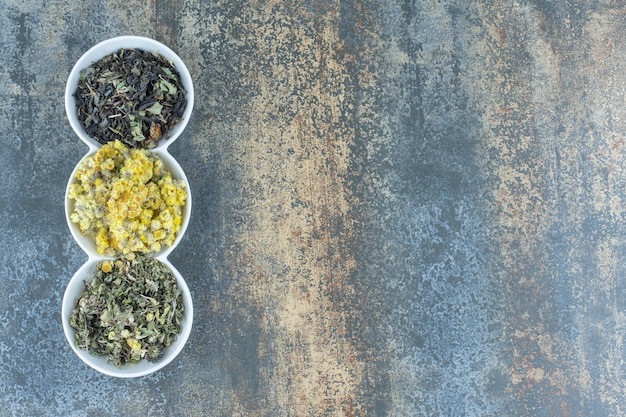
74, 48, 187, 148
69, 255, 185, 367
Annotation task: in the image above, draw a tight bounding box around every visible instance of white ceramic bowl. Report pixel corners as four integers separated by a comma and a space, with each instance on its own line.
64, 36, 194, 377
65, 36, 194, 151
64, 148, 192, 260
62, 257, 193, 378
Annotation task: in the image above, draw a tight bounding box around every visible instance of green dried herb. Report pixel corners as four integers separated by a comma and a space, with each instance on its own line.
69, 255, 185, 367
74, 48, 187, 148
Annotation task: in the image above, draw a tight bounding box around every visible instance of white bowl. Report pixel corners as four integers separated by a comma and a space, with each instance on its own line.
62, 257, 193, 378
64, 148, 192, 259
65, 36, 194, 151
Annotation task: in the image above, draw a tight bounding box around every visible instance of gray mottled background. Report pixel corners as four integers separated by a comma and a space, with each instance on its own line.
2, 1, 626, 416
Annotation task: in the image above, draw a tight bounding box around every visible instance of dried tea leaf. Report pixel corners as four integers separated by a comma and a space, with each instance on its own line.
159, 79, 177, 95
146, 101, 163, 115
69, 255, 185, 367
74, 48, 187, 149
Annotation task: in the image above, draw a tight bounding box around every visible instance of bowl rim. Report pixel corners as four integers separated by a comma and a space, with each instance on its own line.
64, 146, 192, 260
65, 35, 194, 152
61, 256, 193, 378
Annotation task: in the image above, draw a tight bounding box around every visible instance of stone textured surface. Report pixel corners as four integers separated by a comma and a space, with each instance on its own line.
2, 1, 626, 416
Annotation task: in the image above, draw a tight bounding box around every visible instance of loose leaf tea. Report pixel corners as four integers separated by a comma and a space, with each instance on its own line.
74, 48, 187, 148
69, 256, 185, 367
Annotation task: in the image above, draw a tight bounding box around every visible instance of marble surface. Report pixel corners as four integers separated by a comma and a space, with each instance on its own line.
2, 1, 626, 416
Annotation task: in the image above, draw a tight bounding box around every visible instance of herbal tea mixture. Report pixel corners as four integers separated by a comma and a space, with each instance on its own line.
68, 140, 187, 256
74, 47, 187, 148
70, 255, 184, 367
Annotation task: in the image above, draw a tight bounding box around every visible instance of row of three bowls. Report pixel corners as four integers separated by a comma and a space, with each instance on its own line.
62, 36, 194, 378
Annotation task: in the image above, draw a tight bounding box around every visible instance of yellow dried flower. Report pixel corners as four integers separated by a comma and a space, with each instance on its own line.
68, 140, 187, 256
101, 261, 113, 273
154, 229, 166, 241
